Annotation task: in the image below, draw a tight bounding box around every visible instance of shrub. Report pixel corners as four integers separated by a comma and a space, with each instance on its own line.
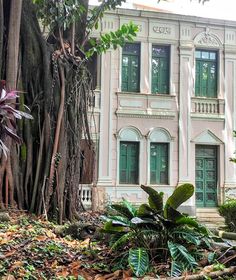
219, 199, 236, 232
102, 184, 211, 277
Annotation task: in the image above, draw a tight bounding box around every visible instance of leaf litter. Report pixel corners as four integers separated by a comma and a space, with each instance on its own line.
0, 212, 131, 280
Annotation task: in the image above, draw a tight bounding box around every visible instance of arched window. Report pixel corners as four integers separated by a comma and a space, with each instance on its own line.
118, 127, 142, 185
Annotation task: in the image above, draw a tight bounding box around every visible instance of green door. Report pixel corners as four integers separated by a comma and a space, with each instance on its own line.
195, 146, 217, 207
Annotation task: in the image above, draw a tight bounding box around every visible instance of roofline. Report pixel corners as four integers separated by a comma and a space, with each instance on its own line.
101, 6, 236, 28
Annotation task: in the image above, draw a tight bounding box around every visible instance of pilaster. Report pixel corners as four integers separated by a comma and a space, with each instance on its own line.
97, 51, 113, 186
224, 49, 236, 189
178, 45, 193, 184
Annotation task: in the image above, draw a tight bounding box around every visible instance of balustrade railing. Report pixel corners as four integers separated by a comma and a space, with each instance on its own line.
78, 185, 92, 208
191, 97, 224, 115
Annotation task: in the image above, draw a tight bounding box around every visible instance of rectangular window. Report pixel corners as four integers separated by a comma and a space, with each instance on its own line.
120, 141, 139, 184
150, 143, 168, 184
195, 50, 217, 98
122, 43, 140, 92
152, 45, 170, 94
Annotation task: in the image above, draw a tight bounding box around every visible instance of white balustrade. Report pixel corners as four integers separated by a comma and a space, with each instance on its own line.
191, 97, 224, 114
78, 185, 92, 208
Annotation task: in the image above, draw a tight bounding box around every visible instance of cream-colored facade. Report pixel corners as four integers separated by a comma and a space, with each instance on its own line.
85, 7, 236, 215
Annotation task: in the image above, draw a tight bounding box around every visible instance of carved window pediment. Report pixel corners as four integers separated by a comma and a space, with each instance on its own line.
194, 31, 222, 48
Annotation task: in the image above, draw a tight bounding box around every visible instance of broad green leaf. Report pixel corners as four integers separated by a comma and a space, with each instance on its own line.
164, 184, 194, 216
165, 205, 183, 221
130, 217, 156, 226
137, 203, 153, 217
170, 261, 182, 277
171, 228, 201, 245
111, 232, 134, 250
175, 216, 199, 228
122, 199, 137, 217
111, 203, 134, 219
106, 215, 131, 227
168, 241, 198, 271
128, 248, 149, 277
141, 185, 163, 212
103, 221, 124, 233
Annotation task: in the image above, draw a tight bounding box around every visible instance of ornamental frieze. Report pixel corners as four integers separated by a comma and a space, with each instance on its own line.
153, 26, 171, 34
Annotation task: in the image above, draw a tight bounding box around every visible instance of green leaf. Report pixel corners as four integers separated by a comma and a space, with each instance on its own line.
128, 248, 149, 277
175, 216, 199, 227
168, 241, 198, 271
164, 184, 194, 216
111, 232, 134, 250
106, 215, 131, 227
122, 199, 137, 217
171, 228, 201, 245
130, 217, 156, 226
175, 216, 210, 236
111, 203, 134, 219
208, 252, 217, 264
170, 261, 182, 277
141, 185, 163, 212
165, 205, 183, 221
137, 204, 153, 217
103, 221, 124, 233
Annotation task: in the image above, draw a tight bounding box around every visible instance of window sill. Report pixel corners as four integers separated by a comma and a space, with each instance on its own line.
116, 184, 141, 187
149, 184, 170, 186
117, 91, 176, 97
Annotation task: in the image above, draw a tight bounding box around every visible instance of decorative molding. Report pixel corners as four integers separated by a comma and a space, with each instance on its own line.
191, 129, 223, 144
116, 109, 176, 119
194, 30, 222, 47
225, 30, 236, 45
149, 21, 176, 40
191, 114, 225, 121
153, 26, 171, 34
180, 26, 191, 40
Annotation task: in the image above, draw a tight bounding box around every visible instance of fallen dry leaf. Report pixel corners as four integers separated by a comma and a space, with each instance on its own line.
80, 237, 90, 247
56, 268, 69, 278
122, 269, 133, 279
34, 235, 48, 241
9, 261, 24, 272
94, 275, 106, 280
4, 250, 16, 258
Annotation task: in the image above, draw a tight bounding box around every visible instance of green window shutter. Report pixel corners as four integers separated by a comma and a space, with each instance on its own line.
122, 55, 129, 92
120, 143, 128, 184
195, 61, 201, 96
151, 46, 169, 94
150, 143, 168, 184
120, 142, 139, 184
208, 62, 217, 97
195, 50, 217, 98
121, 43, 140, 92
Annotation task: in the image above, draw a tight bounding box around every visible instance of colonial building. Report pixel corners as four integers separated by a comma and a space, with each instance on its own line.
82, 5, 236, 218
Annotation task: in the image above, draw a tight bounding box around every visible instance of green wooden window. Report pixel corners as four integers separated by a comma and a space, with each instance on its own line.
150, 143, 168, 184
120, 141, 139, 184
152, 45, 170, 94
195, 50, 217, 98
122, 43, 140, 92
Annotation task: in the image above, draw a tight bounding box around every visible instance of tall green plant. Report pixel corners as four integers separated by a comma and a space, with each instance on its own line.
102, 184, 211, 277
